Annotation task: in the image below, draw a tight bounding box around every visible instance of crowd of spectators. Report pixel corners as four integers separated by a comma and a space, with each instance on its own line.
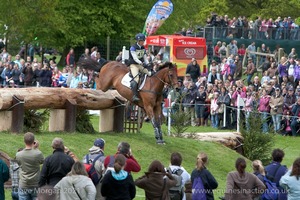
161, 39, 300, 135
0, 46, 107, 89
2, 132, 300, 200
181, 13, 300, 41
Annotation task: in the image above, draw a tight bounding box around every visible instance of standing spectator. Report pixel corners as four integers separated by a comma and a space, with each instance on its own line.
224, 158, 265, 200
228, 40, 238, 56
278, 57, 288, 85
247, 42, 256, 63
16, 132, 44, 200
39, 64, 52, 87
284, 87, 296, 112
280, 157, 300, 199
182, 81, 197, 126
195, 85, 207, 126
214, 41, 222, 63
28, 44, 34, 62
104, 142, 141, 174
11, 63, 22, 86
90, 47, 98, 60
39, 138, 74, 187
135, 160, 177, 199
191, 152, 218, 200
101, 154, 136, 200
218, 42, 227, 60
80, 48, 90, 60
54, 161, 96, 200
96, 52, 106, 66
244, 57, 255, 85
291, 98, 300, 136
218, 86, 231, 128
210, 91, 220, 128
265, 149, 288, 200
82, 138, 106, 200
10, 148, 24, 200
288, 48, 298, 59
22, 63, 34, 87
207, 66, 221, 84
258, 89, 271, 133
0, 158, 9, 200
234, 55, 243, 80
186, 58, 200, 82
270, 87, 284, 132
66, 48, 75, 67
167, 152, 191, 200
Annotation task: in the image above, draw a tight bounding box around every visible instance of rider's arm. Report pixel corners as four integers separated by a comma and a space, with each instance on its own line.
143, 54, 149, 65
130, 50, 143, 65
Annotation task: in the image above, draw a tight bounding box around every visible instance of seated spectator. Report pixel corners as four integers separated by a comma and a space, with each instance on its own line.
101, 154, 136, 200
135, 160, 177, 199
39, 138, 74, 187
224, 158, 265, 199
54, 161, 96, 200
191, 152, 218, 200
265, 149, 288, 200
104, 142, 141, 173
82, 138, 106, 200
167, 152, 191, 200
280, 157, 300, 199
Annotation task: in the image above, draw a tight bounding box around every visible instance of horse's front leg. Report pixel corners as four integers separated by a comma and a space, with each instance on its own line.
145, 104, 163, 144
153, 102, 165, 144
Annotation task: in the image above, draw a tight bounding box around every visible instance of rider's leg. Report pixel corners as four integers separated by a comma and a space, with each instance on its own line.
129, 64, 140, 102
137, 64, 152, 76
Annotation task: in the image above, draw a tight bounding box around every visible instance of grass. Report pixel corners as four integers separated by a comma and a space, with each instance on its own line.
2, 115, 300, 199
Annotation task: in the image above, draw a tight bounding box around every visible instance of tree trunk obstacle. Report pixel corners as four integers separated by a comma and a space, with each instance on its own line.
0, 88, 126, 133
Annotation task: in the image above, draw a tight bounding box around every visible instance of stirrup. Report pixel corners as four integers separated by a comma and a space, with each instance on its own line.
132, 95, 140, 102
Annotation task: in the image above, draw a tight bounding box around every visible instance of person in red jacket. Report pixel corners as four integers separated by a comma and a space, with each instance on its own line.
104, 142, 141, 173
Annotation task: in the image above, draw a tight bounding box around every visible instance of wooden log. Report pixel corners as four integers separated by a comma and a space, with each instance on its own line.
0, 88, 126, 110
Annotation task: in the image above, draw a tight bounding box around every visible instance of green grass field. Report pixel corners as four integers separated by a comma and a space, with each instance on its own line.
2, 116, 300, 199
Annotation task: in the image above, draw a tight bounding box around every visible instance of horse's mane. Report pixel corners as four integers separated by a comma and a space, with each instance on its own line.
77, 57, 108, 72
157, 62, 174, 71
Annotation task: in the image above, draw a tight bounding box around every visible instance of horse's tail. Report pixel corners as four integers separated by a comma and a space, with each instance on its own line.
77, 57, 108, 72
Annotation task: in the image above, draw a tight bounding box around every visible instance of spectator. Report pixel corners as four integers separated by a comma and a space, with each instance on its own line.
228, 40, 238, 56
66, 48, 75, 67
214, 41, 222, 62
267, 62, 278, 79
10, 148, 23, 200
101, 154, 136, 200
252, 160, 265, 183
96, 52, 106, 66
278, 57, 288, 85
80, 48, 90, 60
258, 88, 271, 133
54, 161, 96, 200
270, 87, 284, 132
104, 142, 141, 173
182, 81, 197, 126
280, 110, 293, 136
207, 66, 221, 84
280, 157, 300, 199
0, 157, 9, 200
82, 138, 106, 200
16, 132, 44, 200
244, 57, 255, 85
291, 98, 300, 136
284, 87, 296, 112
195, 85, 207, 126
90, 47, 98, 60
39, 138, 74, 187
265, 149, 288, 200
186, 58, 200, 82
210, 91, 220, 128
135, 160, 177, 199
191, 152, 218, 200
167, 152, 191, 200
39, 64, 52, 87
11, 63, 22, 86
218, 42, 227, 60
28, 44, 34, 62
224, 158, 265, 200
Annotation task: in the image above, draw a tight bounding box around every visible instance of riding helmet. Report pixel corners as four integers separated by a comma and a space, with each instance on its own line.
135, 33, 145, 41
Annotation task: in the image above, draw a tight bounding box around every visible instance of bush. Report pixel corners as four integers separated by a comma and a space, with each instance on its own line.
76, 110, 96, 133
24, 109, 49, 133
170, 108, 191, 137
240, 111, 275, 164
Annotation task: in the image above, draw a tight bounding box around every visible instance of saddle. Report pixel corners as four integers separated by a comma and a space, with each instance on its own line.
121, 72, 147, 90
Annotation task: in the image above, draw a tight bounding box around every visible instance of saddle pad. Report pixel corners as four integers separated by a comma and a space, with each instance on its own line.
121, 73, 147, 90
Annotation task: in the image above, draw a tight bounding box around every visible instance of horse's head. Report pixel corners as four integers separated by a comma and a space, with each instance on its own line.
157, 62, 179, 89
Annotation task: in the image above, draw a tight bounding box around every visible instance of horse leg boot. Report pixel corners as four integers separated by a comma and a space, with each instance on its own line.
157, 125, 165, 144
130, 80, 140, 102
151, 118, 163, 144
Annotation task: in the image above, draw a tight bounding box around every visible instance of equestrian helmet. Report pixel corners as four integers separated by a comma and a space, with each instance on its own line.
135, 33, 145, 41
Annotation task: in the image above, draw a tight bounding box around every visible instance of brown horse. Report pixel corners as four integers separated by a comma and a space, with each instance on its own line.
79, 58, 178, 144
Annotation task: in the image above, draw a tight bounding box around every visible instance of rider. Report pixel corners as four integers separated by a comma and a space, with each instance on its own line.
128, 33, 152, 102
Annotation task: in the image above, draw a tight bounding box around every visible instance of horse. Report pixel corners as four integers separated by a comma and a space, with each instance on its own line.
78, 58, 178, 144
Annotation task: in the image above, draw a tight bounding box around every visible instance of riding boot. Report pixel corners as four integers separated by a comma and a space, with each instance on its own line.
130, 80, 140, 102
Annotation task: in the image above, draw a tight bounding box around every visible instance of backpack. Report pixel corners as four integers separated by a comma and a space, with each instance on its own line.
84, 153, 105, 185
261, 176, 279, 200
168, 167, 184, 200
262, 165, 282, 200
192, 177, 207, 200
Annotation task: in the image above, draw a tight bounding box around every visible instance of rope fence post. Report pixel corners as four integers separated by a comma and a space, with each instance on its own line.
167, 94, 171, 136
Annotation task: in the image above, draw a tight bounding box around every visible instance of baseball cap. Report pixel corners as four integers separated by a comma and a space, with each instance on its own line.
93, 138, 105, 148
288, 87, 294, 91
275, 87, 280, 91
185, 73, 191, 77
